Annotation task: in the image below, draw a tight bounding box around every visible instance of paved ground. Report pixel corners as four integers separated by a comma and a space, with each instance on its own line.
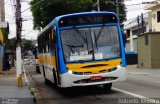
126, 65, 160, 77
0, 67, 34, 104
24, 64, 160, 104
24, 65, 142, 104
113, 65, 160, 98
27, 68, 136, 104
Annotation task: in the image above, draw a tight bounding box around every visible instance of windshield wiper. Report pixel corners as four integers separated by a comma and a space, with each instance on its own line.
73, 27, 87, 43
85, 32, 89, 52
94, 30, 98, 51
96, 24, 105, 41
65, 40, 83, 53
89, 28, 95, 60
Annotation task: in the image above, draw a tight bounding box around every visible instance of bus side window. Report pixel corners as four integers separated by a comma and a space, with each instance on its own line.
51, 28, 56, 51
42, 34, 45, 52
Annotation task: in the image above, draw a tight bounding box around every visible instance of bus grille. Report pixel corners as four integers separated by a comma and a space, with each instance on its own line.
72, 66, 117, 75
73, 77, 117, 84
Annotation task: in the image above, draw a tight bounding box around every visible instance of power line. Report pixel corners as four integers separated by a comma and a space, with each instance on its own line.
21, 0, 44, 13
125, 3, 142, 6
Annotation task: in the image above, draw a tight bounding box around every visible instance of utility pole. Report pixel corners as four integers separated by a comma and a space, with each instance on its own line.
97, 0, 100, 11
15, 0, 22, 79
137, 15, 140, 35
116, 0, 119, 16
141, 13, 144, 33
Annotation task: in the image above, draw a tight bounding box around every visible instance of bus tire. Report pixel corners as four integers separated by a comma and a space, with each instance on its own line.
42, 66, 46, 78
36, 65, 41, 74
53, 69, 57, 86
45, 78, 49, 84
103, 83, 112, 91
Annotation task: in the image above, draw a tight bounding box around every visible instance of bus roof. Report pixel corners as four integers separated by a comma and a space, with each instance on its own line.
37, 12, 118, 37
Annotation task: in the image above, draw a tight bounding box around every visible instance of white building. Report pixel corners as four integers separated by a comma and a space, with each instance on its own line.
146, 3, 160, 32
124, 12, 152, 53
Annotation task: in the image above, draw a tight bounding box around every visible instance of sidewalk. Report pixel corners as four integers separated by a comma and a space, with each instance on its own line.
0, 67, 34, 104
126, 64, 160, 77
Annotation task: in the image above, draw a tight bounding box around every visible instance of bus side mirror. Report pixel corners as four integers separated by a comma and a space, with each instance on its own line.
121, 30, 127, 47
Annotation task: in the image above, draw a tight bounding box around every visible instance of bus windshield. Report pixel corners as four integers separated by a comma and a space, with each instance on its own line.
61, 25, 120, 63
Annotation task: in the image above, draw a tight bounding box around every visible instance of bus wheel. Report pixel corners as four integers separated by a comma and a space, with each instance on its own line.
53, 69, 57, 86
45, 78, 50, 84
36, 65, 41, 74
103, 83, 112, 91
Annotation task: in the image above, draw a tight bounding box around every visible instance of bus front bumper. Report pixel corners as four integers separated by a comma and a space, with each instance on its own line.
60, 66, 126, 88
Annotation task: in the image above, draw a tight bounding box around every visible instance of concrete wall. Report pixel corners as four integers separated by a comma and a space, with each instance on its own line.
150, 33, 160, 68
138, 32, 160, 69
0, 0, 5, 22
138, 34, 151, 68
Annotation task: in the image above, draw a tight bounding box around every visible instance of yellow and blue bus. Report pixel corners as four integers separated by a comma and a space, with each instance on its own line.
37, 12, 126, 90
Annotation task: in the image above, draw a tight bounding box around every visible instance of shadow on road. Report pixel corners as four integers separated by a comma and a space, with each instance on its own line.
45, 80, 118, 98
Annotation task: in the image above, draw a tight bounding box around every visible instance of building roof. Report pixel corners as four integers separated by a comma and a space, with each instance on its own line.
139, 32, 160, 37
145, 2, 160, 10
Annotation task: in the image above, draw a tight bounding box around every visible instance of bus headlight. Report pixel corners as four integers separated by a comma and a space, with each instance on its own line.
117, 65, 121, 69
68, 70, 73, 74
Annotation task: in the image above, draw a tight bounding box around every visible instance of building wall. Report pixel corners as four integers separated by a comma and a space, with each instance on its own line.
151, 33, 160, 68
124, 12, 152, 53
125, 40, 131, 52
133, 38, 138, 53
138, 34, 151, 68
151, 7, 160, 31
0, 0, 5, 22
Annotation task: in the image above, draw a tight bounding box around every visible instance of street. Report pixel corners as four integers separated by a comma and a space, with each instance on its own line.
24, 64, 160, 104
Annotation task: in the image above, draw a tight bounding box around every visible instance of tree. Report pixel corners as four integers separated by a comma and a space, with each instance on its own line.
30, 0, 126, 30
30, 0, 93, 29
22, 39, 35, 52
10, 38, 35, 53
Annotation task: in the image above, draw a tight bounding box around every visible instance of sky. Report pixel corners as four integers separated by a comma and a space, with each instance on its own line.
4, 0, 157, 40
5, 0, 39, 40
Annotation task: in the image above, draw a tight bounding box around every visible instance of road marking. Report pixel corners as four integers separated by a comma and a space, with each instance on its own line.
112, 87, 160, 103
112, 87, 146, 98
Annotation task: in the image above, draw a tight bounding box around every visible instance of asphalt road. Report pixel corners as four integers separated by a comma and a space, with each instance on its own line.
25, 65, 160, 104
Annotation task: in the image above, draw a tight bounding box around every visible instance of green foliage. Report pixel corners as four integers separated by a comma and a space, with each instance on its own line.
10, 38, 35, 53
30, 0, 93, 29
30, 0, 126, 30
22, 39, 35, 52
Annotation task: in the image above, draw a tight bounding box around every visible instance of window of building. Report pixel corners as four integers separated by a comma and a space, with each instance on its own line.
145, 35, 149, 45
132, 26, 146, 36
157, 11, 160, 22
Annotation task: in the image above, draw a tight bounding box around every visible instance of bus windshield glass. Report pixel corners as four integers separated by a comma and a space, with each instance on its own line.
61, 26, 120, 63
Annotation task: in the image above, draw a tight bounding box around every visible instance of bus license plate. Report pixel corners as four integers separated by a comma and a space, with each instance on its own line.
90, 76, 102, 81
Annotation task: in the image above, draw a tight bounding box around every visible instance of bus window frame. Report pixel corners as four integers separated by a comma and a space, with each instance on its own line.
58, 23, 122, 64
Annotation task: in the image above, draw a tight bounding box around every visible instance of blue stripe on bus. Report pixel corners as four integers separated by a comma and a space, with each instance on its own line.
117, 24, 126, 67
59, 23, 118, 30
55, 12, 118, 22
56, 21, 68, 74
